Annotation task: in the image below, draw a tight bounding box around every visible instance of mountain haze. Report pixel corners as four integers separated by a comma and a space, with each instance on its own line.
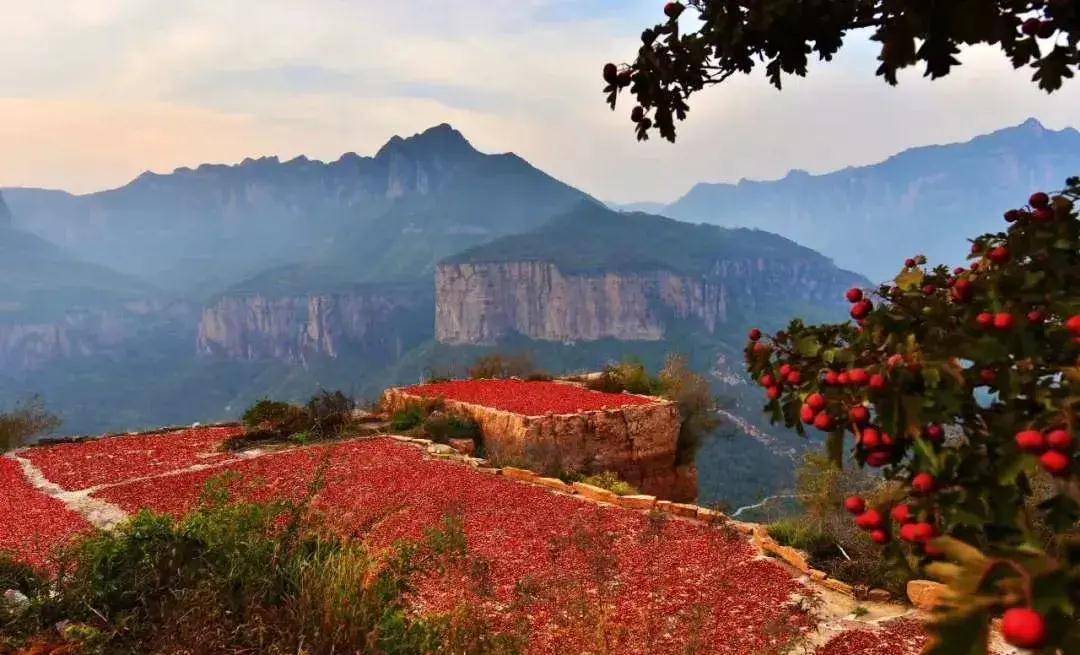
664, 118, 1080, 282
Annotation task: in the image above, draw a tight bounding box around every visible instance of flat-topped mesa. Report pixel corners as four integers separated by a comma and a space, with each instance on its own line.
381, 379, 697, 502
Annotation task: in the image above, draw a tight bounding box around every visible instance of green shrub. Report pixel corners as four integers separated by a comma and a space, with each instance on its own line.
0, 551, 45, 596
391, 406, 427, 432
4, 477, 521, 654
585, 359, 658, 395
0, 396, 60, 452
422, 413, 481, 444
579, 471, 638, 496
468, 353, 544, 380
305, 389, 355, 439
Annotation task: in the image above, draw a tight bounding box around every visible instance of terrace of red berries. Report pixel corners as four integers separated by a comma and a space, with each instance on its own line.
2, 426, 932, 655
404, 379, 657, 415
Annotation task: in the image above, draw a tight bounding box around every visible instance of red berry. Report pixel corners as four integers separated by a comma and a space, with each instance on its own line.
1029, 191, 1050, 209
870, 529, 890, 545
868, 373, 887, 391
979, 368, 997, 385
886, 354, 905, 369
779, 363, 792, 377
1067, 315, 1080, 335
891, 504, 913, 524
952, 279, 973, 303
1037, 20, 1056, 39
845, 288, 863, 303
1047, 429, 1074, 452
813, 412, 835, 431
748, 328, 762, 341
1001, 608, 1047, 650
602, 63, 618, 82
850, 299, 873, 320
987, 246, 1010, 264
752, 342, 771, 355
844, 496, 866, 515
1032, 207, 1054, 223
855, 509, 884, 530
1027, 310, 1045, 325
806, 393, 826, 412
1003, 210, 1021, 223
923, 542, 946, 559
866, 450, 893, 468
849, 406, 870, 425
975, 312, 994, 329
824, 370, 840, 386
1015, 429, 1047, 454
663, 2, 684, 19
899, 523, 920, 543
800, 405, 816, 424
971, 242, 984, 255
911, 522, 936, 543
925, 424, 945, 443
1041, 450, 1072, 477
786, 370, 803, 386
860, 428, 882, 449
921, 284, 936, 296
904, 258, 916, 268
848, 368, 869, 386
911, 473, 936, 495
760, 374, 776, 388
837, 372, 851, 386
993, 313, 1016, 330
766, 386, 781, 401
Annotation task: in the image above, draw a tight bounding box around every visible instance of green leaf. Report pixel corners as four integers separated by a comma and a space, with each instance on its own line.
925, 607, 990, 655
796, 335, 822, 357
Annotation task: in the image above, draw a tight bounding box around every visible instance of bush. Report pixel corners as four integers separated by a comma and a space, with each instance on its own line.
585, 359, 658, 395
746, 179, 1080, 653
468, 353, 545, 380
0, 396, 60, 452
3, 478, 521, 654
422, 412, 481, 444
233, 390, 356, 449
657, 355, 721, 465
579, 471, 638, 496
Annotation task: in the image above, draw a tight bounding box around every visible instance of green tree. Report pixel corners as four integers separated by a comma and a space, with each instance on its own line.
604, 1, 1080, 141
745, 180, 1080, 653
0, 396, 60, 452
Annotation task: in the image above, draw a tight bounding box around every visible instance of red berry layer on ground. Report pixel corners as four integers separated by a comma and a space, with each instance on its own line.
404, 379, 657, 415
94, 439, 813, 655
0, 457, 92, 570
21, 426, 242, 491
814, 619, 928, 655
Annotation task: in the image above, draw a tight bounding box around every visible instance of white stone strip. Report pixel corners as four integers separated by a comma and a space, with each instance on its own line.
6, 451, 127, 530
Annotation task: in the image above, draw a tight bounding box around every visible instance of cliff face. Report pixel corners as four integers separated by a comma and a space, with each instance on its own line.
0, 301, 195, 371
435, 259, 860, 345
197, 289, 432, 363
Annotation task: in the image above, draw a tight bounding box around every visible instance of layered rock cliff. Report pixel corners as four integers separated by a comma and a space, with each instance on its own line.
197, 287, 432, 364
436, 258, 861, 345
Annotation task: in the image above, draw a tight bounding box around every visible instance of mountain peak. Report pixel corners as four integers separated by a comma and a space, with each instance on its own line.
375, 123, 476, 160
1018, 117, 1046, 131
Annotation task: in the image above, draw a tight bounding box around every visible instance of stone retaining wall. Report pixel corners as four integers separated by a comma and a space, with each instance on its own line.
387, 433, 941, 611
382, 387, 697, 502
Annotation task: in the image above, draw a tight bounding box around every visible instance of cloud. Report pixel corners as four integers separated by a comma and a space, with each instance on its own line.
0, 1, 1077, 202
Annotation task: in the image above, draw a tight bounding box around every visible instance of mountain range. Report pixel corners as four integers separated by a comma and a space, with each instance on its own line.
3, 117, 1077, 508
661, 118, 1080, 282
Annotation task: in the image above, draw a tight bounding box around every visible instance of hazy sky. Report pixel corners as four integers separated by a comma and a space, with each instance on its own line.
2, 1, 1079, 203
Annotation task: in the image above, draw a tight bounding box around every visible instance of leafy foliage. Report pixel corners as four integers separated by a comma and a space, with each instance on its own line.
0, 396, 60, 452
606, 1, 1080, 141
232, 390, 355, 449
745, 179, 1080, 653
579, 471, 640, 496
468, 353, 547, 380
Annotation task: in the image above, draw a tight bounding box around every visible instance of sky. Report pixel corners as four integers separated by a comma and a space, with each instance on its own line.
1, 0, 1079, 204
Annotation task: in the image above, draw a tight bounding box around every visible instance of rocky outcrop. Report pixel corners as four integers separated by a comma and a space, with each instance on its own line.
381, 386, 697, 502
0, 301, 195, 371
197, 289, 431, 363
435, 259, 860, 345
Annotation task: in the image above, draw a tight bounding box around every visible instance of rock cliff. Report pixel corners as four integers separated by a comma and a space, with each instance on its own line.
436, 258, 860, 345
197, 287, 432, 363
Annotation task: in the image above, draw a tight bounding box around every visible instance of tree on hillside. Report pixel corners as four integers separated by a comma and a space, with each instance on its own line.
603, 1, 1080, 141
745, 180, 1080, 654
0, 396, 60, 452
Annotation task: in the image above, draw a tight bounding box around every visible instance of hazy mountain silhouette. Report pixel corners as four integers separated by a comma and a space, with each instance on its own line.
4, 124, 591, 296
664, 118, 1080, 282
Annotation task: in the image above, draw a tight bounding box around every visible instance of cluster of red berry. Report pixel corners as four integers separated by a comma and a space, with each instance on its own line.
1015, 427, 1075, 477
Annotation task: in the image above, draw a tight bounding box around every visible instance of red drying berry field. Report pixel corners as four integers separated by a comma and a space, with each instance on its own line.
0, 457, 91, 569
405, 379, 656, 415
814, 619, 927, 655
21, 426, 241, 491
92, 439, 812, 655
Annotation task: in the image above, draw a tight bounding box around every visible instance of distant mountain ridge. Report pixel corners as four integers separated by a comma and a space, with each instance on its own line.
4, 124, 592, 295
664, 118, 1080, 282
